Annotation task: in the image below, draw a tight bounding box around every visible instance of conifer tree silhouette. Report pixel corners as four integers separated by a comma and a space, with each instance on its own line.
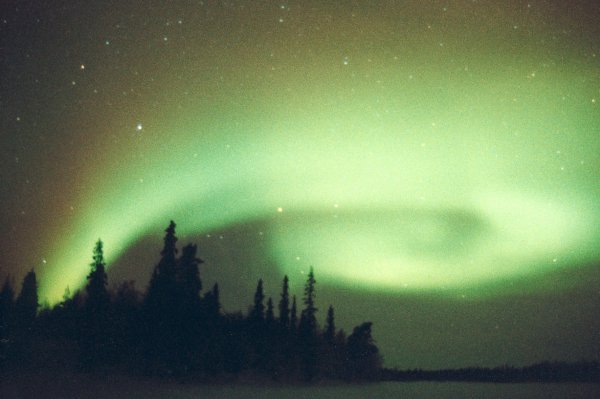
81, 241, 113, 368
178, 243, 203, 308
278, 275, 290, 328
324, 305, 335, 345
298, 267, 318, 380
146, 221, 178, 306
143, 221, 181, 372
85, 240, 109, 313
290, 295, 298, 331
299, 267, 317, 335
15, 270, 38, 330
250, 279, 265, 322
262, 297, 277, 376
346, 322, 382, 379
266, 297, 274, 323
249, 279, 268, 370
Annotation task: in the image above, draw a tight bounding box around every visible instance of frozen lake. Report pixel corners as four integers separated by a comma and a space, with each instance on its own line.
2, 374, 599, 399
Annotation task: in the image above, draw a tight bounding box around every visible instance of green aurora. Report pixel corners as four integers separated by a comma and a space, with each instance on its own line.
34, 9, 600, 301
2, 0, 599, 368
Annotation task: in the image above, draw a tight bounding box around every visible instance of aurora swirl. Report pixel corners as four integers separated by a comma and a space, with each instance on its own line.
37, 53, 600, 301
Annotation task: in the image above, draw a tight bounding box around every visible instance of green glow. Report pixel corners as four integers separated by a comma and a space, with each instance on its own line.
36, 6, 600, 303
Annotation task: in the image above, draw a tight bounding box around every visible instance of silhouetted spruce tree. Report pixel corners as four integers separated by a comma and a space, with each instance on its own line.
15, 270, 38, 329
81, 241, 113, 368
274, 278, 293, 379
262, 297, 277, 376
324, 305, 335, 345
249, 279, 267, 370
298, 267, 318, 380
290, 295, 297, 331
178, 243, 203, 308
278, 275, 290, 328
319, 305, 343, 378
143, 221, 180, 372
146, 221, 179, 305
266, 297, 274, 323
299, 267, 317, 335
250, 279, 265, 322
174, 243, 204, 371
85, 240, 110, 313
346, 322, 382, 379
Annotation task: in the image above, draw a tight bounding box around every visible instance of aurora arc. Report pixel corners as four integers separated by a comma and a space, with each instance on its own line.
38, 61, 600, 303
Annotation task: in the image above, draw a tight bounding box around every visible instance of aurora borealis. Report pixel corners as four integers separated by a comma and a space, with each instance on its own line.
1, 0, 599, 368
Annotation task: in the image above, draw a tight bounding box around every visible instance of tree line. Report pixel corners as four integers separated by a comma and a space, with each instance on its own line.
0, 221, 382, 381
381, 361, 599, 383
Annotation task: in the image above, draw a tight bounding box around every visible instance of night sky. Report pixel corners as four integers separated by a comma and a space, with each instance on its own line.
1, 0, 599, 369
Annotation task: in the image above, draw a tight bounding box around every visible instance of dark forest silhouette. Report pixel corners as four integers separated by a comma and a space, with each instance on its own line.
0, 221, 381, 381
0, 221, 598, 384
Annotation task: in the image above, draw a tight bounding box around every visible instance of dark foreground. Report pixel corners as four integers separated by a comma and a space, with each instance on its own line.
1, 371, 599, 399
